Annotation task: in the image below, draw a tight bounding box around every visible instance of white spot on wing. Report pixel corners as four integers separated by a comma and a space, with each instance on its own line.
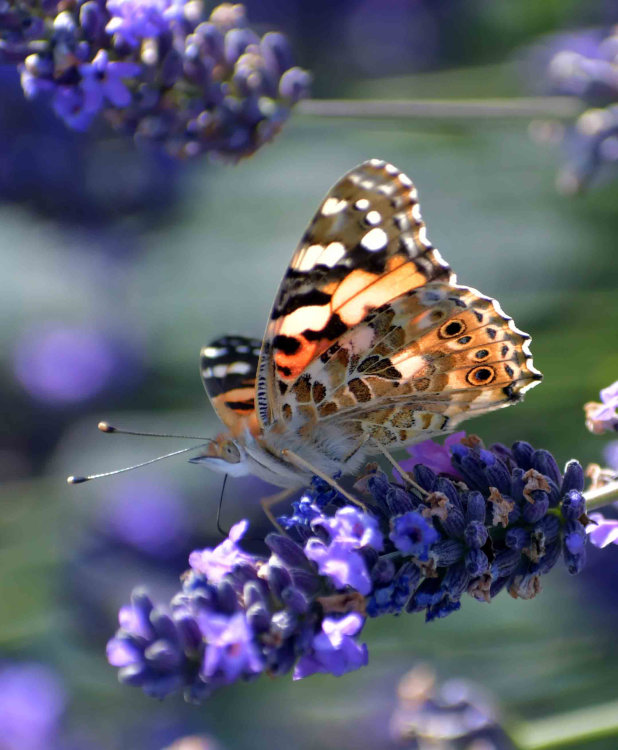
399, 172, 412, 187
384, 162, 398, 175
321, 197, 347, 216
228, 361, 252, 375
365, 210, 382, 225
203, 346, 227, 359
296, 244, 324, 271
213, 364, 228, 378
361, 228, 388, 252
432, 248, 449, 269
354, 198, 370, 210
321, 241, 346, 267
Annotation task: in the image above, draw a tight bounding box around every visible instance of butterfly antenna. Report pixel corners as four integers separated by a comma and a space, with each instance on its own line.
98, 421, 213, 441
216, 474, 230, 537
67, 443, 207, 485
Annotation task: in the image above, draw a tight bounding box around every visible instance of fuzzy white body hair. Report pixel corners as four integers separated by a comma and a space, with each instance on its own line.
255, 418, 370, 488
192, 423, 370, 489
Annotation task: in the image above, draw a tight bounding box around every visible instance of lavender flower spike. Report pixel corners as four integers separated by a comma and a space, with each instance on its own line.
108, 433, 594, 703
2, 2, 311, 160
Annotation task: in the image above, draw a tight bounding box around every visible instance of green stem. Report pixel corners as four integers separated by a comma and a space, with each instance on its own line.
513, 699, 618, 749
296, 96, 581, 120
584, 479, 618, 513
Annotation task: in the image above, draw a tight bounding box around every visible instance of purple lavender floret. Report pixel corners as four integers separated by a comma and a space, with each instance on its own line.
389, 511, 438, 560
1, 1, 311, 160
293, 613, 368, 679
107, 434, 590, 702
534, 30, 618, 191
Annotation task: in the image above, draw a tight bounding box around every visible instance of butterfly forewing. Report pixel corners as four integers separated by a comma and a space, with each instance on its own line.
257, 158, 455, 428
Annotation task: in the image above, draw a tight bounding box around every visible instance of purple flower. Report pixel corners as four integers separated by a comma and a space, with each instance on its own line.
0, 663, 66, 750
390, 511, 439, 561
8, 1, 310, 160
398, 432, 466, 478
51, 85, 100, 131
305, 539, 372, 595
13, 324, 119, 404
604, 440, 618, 470
313, 506, 383, 551
199, 612, 263, 684
107, 439, 594, 703
98, 476, 189, 556
80, 50, 141, 109
189, 519, 252, 583
305, 507, 383, 595
587, 513, 618, 548
293, 613, 368, 680
585, 380, 618, 434
106, 0, 184, 48
107, 589, 197, 698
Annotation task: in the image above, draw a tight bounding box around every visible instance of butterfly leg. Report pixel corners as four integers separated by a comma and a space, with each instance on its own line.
280, 449, 368, 512
373, 441, 428, 496
260, 487, 296, 534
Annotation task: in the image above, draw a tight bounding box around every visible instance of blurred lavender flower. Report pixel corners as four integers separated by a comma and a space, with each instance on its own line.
163, 737, 221, 750
585, 380, 618, 433
98, 476, 190, 557
535, 27, 618, 191
588, 513, 618, 547
0, 663, 66, 750
0, 64, 180, 225
108, 434, 592, 702
389, 665, 515, 749
1, 1, 310, 160
13, 323, 129, 405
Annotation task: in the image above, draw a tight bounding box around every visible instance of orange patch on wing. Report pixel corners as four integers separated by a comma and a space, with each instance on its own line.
221, 387, 255, 402
331, 269, 378, 312
338, 261, 426, 326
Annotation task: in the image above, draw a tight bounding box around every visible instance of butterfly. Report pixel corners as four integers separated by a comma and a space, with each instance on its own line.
193, 159, 542, 500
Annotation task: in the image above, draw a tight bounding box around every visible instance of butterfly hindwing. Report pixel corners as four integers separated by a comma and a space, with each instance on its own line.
257, 158, 454, 428
315, 282, 542, 449
200, 336, 261, 434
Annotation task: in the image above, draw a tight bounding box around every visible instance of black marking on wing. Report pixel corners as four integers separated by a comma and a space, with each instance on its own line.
200, 335, 261, 400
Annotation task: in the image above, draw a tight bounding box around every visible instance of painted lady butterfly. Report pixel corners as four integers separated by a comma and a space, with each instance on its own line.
194, 159, 542, 505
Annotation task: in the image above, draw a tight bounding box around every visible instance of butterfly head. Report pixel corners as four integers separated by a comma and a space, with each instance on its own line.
188, 432, 251, 477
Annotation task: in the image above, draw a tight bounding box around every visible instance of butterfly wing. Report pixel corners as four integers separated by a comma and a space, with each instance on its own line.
311, 281, 542, 450
256, 158, 454, 428
200, 336, 262, 436
256, 159, 541, 456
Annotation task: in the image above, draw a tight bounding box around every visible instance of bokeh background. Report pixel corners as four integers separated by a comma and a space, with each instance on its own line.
3, 1, 618, 748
